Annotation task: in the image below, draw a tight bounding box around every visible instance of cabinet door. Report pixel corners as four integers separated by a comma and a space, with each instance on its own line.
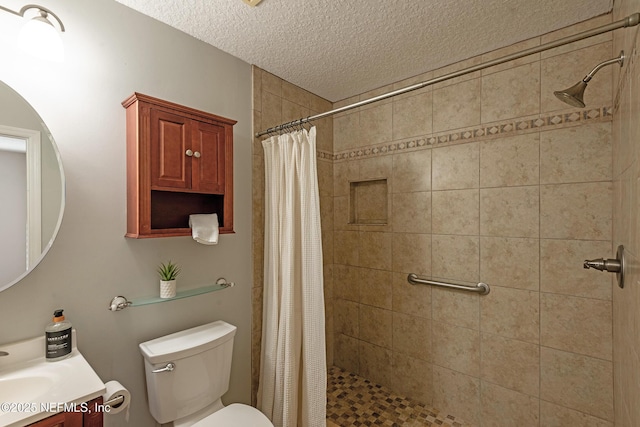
150, 109, 191, 190
191, 120, 226, 193
27, 411, 82, 427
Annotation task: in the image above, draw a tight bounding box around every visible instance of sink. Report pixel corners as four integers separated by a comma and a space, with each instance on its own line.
0, 376, 55, 403
0, 331, 105, 427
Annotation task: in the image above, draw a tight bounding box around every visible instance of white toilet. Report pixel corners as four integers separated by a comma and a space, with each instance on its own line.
139, 320, 273, 426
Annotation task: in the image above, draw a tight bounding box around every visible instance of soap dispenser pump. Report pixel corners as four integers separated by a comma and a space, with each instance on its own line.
45, 309, 72, 361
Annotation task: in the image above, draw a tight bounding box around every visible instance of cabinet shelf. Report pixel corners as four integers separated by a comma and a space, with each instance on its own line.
108, 279, 234, 311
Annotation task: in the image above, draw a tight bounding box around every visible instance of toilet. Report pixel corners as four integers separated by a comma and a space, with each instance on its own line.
139, 320, 273, 426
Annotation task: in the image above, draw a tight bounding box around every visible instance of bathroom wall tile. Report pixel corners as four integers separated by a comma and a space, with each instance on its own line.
480, 133, 540, 188
282, 80, 310, 109
540, 122, 612, 184
431, 235, 480, 283
541, 41, 614, 113
334, 112, 360, 152
261, 90, 282, 129
481, 333, 540, 396
309, 93, 332, 116
432, 287, 479, 330
481, 37, 541, 75
432, 142, 480, 190
432, 55, 484, 90
540, 182, 612, 240
432, 321, 480, 377
540, 239, 613, 300
480, 186, 540, 238
481, 62, 540, 123
261, 70, 282, 97
392, 149, 431, 193
359, 340, 393, 389
392, 192, 431, 233
541, 293, 612, 360
252, 66, 262, 112
358, 155, 393, 182
358, 231, 391, 270
481, 286, 540, 344
540, 14, 612, 57
359, 304, 392, 349
392, 353, 433, 405
432, 79, 481, 133
320, 194, 334, 229
432, 366, 481, 426
359, 268, 392, 310
480, 381, 540, 427
432, 189, 479, 235
480, 237, 539, 291
392, 232, 431, 276
334, 298, 359, 338
540, 347, 614, 421
282, 99, 309, 123
333, 264, 360, 302
539, 400, 613, 427
334, 160, 359, 197
332, 196, 358, 231
392, 91, 433, 140
392, 272, 431, 318
359, 103, 393, 146
314, 116, 333, 153
334, 231, 359, 266
334, 333, 359, 373
317, 160, 333, 198
392, 312, 431, 361
392, 71, 434, 99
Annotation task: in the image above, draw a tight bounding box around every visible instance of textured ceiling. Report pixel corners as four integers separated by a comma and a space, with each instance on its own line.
113, 0, 613, 102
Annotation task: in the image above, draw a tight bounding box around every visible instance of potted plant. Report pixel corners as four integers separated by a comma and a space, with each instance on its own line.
157, 261, 181, 298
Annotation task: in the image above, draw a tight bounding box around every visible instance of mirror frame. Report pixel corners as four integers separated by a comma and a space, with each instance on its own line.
0, 81, 66, 292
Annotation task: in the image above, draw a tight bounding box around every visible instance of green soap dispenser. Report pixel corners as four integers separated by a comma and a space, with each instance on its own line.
45, 309, 72, 361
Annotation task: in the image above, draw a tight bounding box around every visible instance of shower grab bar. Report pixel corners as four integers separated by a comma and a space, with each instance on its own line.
407, 273, 490, 295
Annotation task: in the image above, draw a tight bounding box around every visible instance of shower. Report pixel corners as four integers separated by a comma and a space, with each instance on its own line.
554, 51, 625, 108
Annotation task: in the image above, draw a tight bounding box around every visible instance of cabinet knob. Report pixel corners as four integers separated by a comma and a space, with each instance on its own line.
185, 149, 193, 157
194, 151, 201, 158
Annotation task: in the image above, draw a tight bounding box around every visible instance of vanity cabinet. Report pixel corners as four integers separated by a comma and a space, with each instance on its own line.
27, 397, 103, 427
123, 93, 236, 238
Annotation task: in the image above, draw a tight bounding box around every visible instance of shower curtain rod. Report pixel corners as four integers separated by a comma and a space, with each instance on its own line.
256, 12, 640, 138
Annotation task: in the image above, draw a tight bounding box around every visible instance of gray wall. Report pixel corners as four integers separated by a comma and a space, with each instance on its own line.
0, 0, 252, 426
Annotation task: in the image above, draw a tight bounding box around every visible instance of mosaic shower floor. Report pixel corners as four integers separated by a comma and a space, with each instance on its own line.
327, 366, 471, 427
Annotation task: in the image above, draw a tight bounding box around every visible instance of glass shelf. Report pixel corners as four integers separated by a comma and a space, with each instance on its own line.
108, 278, 234, 311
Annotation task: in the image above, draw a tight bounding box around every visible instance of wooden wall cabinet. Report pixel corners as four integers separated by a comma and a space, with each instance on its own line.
123, 93, 236, 238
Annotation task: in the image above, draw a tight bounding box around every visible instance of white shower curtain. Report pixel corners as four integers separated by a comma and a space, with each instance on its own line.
258, 126, 327, 427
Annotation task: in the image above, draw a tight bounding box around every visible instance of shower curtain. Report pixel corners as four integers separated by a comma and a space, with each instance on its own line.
258, 126, 327, 427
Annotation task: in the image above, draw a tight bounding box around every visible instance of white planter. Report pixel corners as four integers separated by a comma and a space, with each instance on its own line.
160, 279, 177, 298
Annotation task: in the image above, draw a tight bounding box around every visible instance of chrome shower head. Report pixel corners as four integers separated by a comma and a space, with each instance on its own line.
554, 81, 588, 108
554, 51, 625, 108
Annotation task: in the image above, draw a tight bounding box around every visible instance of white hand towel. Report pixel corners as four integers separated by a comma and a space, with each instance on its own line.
188, 213, 219, 245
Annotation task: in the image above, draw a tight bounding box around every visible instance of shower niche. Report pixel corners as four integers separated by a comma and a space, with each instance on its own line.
349, 179, 388, 225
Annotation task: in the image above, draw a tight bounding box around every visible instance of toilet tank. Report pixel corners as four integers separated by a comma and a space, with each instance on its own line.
139, 321, 237, 424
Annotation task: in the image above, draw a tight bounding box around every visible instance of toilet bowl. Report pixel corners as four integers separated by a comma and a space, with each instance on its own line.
139, 320, 273, 426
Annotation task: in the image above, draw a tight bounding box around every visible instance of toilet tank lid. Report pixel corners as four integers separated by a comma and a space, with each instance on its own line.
139, 320, 237, 364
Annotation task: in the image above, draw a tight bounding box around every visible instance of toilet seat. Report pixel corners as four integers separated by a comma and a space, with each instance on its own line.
191, 403, 274, 427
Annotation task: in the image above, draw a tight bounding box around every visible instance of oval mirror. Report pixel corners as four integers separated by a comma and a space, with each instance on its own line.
0, 80, 65, 292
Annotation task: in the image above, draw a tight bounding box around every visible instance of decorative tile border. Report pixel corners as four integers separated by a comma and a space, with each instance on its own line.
326, 106, 612, 162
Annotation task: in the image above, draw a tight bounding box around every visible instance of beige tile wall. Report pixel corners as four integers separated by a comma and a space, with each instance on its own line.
331, 15, 615, 426
613, 1, 640, 426
251, 66, 334, 405
251, 11, 628, 427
